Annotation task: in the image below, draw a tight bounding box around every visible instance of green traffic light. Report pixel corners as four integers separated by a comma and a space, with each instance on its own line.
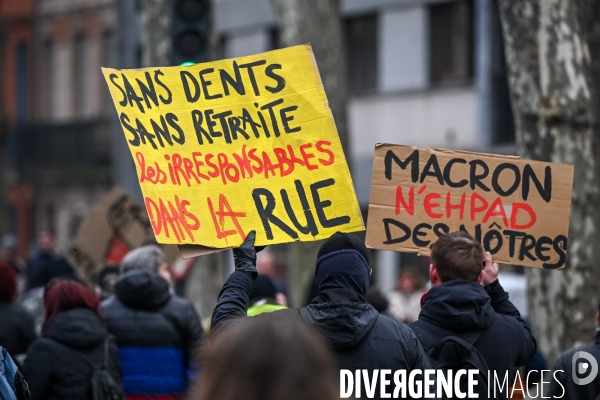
179, 61, 196, 66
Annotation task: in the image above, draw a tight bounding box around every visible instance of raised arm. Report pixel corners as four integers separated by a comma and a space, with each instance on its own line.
210, 231, 260, 335
482, 252, 527, 318
482, 251, 537, 364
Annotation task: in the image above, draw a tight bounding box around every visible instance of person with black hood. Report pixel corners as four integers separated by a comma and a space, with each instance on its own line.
211, 231, 431, 400
23, 279, 122, 400
410, 231, 537, 400
100, 245, 204, 400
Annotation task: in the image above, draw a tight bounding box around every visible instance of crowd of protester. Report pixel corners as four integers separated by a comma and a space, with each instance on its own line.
2, 228, 600, 399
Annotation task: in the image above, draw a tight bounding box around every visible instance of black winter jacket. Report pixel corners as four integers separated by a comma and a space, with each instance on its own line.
22, 308, 122, 400
410, 279, 537, 400
212, 270, 431, 400
100, 270, 204, 396
26, 251, 73, 290
0, 302, 36, 356
548, 328, 600, 400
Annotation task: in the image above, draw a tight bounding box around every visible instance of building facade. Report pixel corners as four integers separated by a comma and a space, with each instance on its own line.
2, 0, 515, 295
5, 0, 117, 254
0, 0, 35, 257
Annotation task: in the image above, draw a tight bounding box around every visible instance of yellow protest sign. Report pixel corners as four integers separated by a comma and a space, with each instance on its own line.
102, 44, 363, 248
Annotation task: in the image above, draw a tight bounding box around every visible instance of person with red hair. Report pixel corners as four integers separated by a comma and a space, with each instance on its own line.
23, 279, 123, 400
0, 262, 36, 358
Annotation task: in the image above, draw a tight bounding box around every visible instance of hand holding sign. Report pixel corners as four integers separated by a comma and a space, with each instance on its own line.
103, 45, 363, 249
233, 230, 263, 279
482, 252, 499, 286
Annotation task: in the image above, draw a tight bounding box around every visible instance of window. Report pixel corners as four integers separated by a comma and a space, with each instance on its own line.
102, 31, 114, 67
489, 0, 514, 143
45, 203, 56, 234
345, 14, 377, 94
73, 34, 87, 118
43, 39, 54, 119
16, 42, 28, 123
429, 0, 473, 84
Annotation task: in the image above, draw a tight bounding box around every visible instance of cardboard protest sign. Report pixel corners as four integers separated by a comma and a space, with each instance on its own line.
365, 144, 574, 269
102, 44, 363, 249
66, 187, 181, 283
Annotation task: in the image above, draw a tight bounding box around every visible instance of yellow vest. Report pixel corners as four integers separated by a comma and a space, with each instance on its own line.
247, 303, 287, 316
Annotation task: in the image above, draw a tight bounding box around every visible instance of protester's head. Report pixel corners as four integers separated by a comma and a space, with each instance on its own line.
397, 269, 424, 294
38, 229, 56, 253
317, 232, 370, 263
0, 262, 17, 303
43, 279, 100, 331
120, 245, 171, 282
429, 231, 485, 286
314, 233, 371, 296
366, 286, 389, 313
249, 275, 277, 305
1, 235, 18, 261
97, 265, 121, 299
194, 313, 338, 400
256, 250, 276, 278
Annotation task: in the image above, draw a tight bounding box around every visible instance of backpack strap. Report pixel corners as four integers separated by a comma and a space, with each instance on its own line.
455, 330, 483, 346
410, 322, 483, 352
409, 322, 442, 354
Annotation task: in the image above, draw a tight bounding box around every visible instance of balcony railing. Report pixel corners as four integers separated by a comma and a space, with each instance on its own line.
12, 119, 112, 175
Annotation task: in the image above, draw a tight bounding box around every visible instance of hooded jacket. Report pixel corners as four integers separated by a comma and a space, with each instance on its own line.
100, 270, 203, 400
22, 308, 122, 400
548, 328, 600, 400
0, 302, 36, 356
26, 251, 73, 290
410, 280, 537, 400
211, 249, 431, 400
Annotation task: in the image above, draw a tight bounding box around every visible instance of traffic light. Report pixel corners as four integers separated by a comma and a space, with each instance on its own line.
171, 0, 210, 65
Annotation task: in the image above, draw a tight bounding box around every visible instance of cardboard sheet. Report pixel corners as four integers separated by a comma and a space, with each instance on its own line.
66, 187, 180, 282
365, 144, 574, 269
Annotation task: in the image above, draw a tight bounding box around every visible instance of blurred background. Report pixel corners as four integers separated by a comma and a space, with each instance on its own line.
1, 0, 598, 366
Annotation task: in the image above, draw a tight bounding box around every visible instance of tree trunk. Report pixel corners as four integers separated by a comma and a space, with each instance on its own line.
269, 0, 349, 307
576, 0, 600, 108
269, 0, 349, 154
185, 252, 226, 328
497, 0, 600, 364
